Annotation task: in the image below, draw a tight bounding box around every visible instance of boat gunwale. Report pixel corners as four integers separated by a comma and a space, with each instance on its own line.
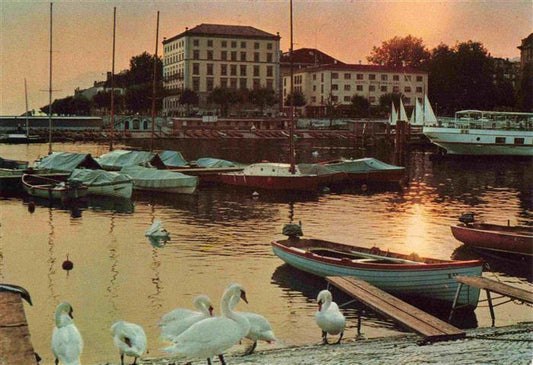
453, 223, 533, 238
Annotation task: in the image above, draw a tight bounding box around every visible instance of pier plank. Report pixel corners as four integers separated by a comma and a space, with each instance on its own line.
326, 276, 465, 342
455, 276, 533, 304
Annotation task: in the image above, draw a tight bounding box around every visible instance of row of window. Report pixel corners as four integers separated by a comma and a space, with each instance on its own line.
307, 95, 417, 105
495, 137, 525, 144
308, 73, 424, 82
304, 84, 423, 93
193, 39, 274, 50
191, 77, 274, 92
165, 50, 276, 65
192, 63, 274, 77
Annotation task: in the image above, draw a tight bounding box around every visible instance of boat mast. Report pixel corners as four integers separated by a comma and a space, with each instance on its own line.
150, 11, 160, 153
289, 0, 295, 174
24, 78, 29, 137
109, 6, 116, 151
48, 2, 53, 155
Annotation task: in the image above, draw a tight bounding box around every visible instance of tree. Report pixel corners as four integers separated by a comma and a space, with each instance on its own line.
284, 91, 306, 107
367, 35, 430, 68
249, 88, 278, 115
379, 92, 406, 113
127, 52, 163, 86
516, 66, 533, 111
324, 92, 340, 127
40, 95, 91, 115
179, 88, 199, 115
350, 95, 370, 117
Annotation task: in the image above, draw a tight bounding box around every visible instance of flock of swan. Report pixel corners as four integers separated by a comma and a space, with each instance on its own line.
51, 284, 346, 365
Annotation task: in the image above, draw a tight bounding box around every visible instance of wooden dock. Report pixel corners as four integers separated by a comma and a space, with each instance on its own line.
449, 276, 533, 326
0, 291, 36, 364
326, 276, 466, 343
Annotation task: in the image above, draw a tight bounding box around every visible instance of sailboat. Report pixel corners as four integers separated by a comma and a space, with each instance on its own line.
218, 0, 344, 192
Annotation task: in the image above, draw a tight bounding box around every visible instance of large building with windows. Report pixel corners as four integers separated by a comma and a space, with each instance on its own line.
162, 24, 281, 116
283, 64, 428, 117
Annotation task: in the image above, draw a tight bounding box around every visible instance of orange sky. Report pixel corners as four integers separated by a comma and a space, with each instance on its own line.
1, 0, 531, 115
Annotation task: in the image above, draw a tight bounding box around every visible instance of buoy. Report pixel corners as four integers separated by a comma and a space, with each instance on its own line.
62, 254, 74, 272
252, 191, 259, 198
361, 184, 368, 192
28, 201, 35, 213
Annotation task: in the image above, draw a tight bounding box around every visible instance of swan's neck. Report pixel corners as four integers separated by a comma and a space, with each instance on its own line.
321, 299, 332, 312
55, 312, 73, 328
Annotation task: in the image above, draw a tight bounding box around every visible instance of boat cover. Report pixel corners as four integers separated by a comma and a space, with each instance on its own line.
158, 150, 188, 167
326, 158, 403, 172
96, 149, 165, 170
34, 152, 101, 172
121, 165, 198, 189
297, 163, 340, 176
191, 157, 238, 168
68, 169, 132, 186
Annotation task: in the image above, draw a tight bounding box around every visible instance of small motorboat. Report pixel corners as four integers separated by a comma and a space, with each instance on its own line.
271, 233, 483, 308
67, 169, 133, 199
21, 174, 88, 200
451, 213, 533, 258
318, 158, 405, 184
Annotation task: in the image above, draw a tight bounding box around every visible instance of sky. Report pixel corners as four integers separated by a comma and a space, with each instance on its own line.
1, 0, 531, 115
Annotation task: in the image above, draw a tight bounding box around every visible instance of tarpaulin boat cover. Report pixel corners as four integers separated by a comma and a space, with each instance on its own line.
326, 158, 404, 172
158, 150, 188, 167
297, 163, 340, 176
96, 149, 164, 170
121, 165, 198, 189
34, 152, 101, 172
68, 169, 132, 186
192, 157, 239, 168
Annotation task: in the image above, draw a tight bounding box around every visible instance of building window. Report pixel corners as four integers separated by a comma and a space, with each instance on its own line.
404, 75, 412, 81
416, 75, 423, 82
369, 74, 376, 80
321, 84, 324, 93
344, 96, 351, 102
393, 86, 399, 93
266, 53, 273, 62
381, 74, 388, 81
207, 50, 213, 60
253, 65, 260, 77
381, 85, 387, 92
331, 95, 338, 102
393, 75, 399, 81
207, 39, 213, 47
312, 85, 316, 91
193, 50, 200, 60
266, 65, 273, 77
332, 73, 339, 79
231, 41, 237, 48
221, 40, 227, 48
416, 86, 423, 93
220, 78, 228, 88
404, 98, 411, 104
206, 77, 214, 91
221, 51, 227, 60
192, 77, 200, 91
192, 63, 200, 75
331, 84, 338, 90
369, 85, 375, 92
241, 41, 246, 48
344, 84, 351, 91
514, 137, 524, 144
369, 96, 376, 103
254, 52, 260, 62
266, 79, 273, 89
240, 52, 247, 61
253, 78, 260, 89
496, 137, 506, 144
230, 65, 237, 76
267, 43, 273, 50
313, 74, 317, 81
239, 78, 247, 89
221, 64, 227, 76
240, 65, 247, 76
230, 78, 237, 89
404, 86, 412, 93
193, 39, 199, 47
357, 74, 363, 80
344, 73, 351, 80
356, 85, 363, 91
321, 73, 324, 82
254, 42, 260, 49
311, 96, 317, 103
231, 51, 237, 61
207, 63, 214, 76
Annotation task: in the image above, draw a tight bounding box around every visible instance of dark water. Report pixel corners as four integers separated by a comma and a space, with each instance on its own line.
0, 142, 532, 364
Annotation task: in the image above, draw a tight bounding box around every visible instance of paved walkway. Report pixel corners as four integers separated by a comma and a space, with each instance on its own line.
125, 322, 533, 365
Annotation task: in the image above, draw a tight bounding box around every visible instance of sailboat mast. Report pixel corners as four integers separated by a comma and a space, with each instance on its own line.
150, 11, 160, 153
24, 78, 29, 136
48, 2, 53, 155
109, 6, 116, 151
289, 0, 295, 174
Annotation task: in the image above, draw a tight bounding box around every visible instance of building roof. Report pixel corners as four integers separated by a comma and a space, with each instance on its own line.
518, 33, 533, 50
292, 63, 428, 75
164, 23, 280, 44
280, 48, 345, 66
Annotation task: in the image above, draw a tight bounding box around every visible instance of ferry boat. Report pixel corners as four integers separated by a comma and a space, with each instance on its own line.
423, 110, 533, 156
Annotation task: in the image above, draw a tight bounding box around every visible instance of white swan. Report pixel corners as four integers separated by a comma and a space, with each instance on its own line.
315, 290, 346, 344
163, 283, 251, 365
229, 294, 277, 355
159, 295, 214, 342
51, 302, 83, 365
111, 320, 147, 365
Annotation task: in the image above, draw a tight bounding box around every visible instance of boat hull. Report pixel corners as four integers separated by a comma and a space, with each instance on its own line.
86, 181, 133, 199
132, 185, 196, 194
219, 173, 323, 191
22, 176, 88, 200
272, 238, 482, 308
451, 224, 533, 257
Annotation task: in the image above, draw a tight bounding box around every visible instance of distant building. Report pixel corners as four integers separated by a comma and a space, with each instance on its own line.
0, 116, 102, 133
518, 33, 533, 69
74, 72, 125, 100
492, 58, 520, 88
162, 23, 281, 116
283, 64, 428, 117
279, 48, 344, 78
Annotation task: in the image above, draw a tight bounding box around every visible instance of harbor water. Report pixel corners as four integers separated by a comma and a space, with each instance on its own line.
0, 142, 532, 364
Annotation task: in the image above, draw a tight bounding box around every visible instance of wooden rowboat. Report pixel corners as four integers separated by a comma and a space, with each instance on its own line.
451, 223, 533, 258
271, 237, 483, 308
22, 173, 88, 200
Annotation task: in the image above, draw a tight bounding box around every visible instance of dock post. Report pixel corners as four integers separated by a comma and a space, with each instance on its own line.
486, 290, 496, 327
448, 283, 464, 322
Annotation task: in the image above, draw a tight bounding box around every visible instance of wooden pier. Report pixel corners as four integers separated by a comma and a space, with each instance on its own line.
326, 276, 466, 343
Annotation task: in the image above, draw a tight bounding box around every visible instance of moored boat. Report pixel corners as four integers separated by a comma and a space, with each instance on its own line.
318, 158, 405, 183
121, 165, 198, 194
271, 237, 483, 307
67, 169, 133, 198
22, 174, 88, 200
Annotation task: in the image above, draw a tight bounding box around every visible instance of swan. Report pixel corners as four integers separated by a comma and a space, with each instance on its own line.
159, 295, 214, 342
163, 283, 250, 365
229, 294, 277, 355
51, 302, 83, 365
315, 290, 346, 345
111, 320, 147, 365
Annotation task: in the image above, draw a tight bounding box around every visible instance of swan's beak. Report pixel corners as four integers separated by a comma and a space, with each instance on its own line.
240, 290, 248, 304
318, 301, 322, 311
68, 308, 74, 319
209, 306, 214, 316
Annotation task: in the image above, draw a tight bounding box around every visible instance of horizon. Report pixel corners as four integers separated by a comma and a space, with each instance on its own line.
1, 0, 531, 115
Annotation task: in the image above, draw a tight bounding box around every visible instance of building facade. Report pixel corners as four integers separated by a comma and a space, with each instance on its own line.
283, 64, 428, 117
162, 24, 281, 116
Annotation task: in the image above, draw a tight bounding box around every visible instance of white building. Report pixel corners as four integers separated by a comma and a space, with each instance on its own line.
283, 64, 428, 117
162, 23, 281, 116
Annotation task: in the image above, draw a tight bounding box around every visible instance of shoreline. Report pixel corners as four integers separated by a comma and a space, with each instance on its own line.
98, 322, 533, 365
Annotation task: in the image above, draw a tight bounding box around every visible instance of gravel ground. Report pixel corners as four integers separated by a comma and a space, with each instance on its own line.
99, 322, 533, 365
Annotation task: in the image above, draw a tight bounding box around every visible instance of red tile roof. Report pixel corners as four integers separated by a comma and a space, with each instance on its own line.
280, 48, 344, 66
296, 63, 427, 75
164, 23, 280, 44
